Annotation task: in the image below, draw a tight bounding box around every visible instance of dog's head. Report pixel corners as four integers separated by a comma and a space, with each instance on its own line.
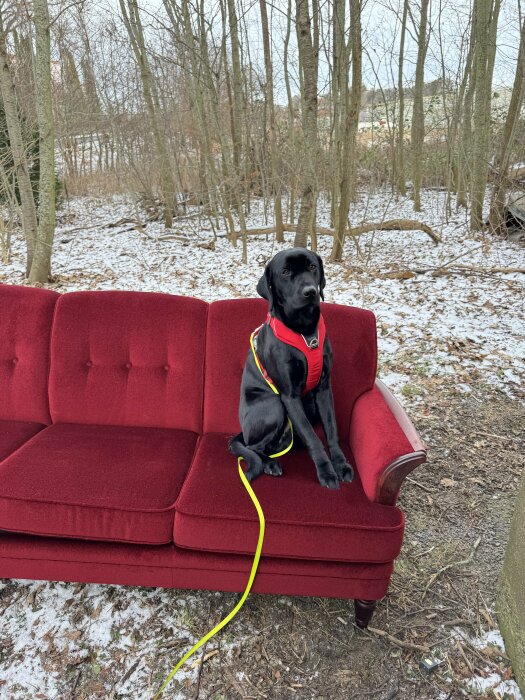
257, 248, 325, 320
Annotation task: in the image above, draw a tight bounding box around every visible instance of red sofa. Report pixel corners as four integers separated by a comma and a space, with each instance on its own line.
0, 283, 426, 627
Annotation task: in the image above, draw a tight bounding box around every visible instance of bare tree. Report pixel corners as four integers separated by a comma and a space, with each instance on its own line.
470, 0, 501, 230
411, 0, 430, 212
331, 0, 362, 261
294, 0, 319, 248
489, 12, 525, 235
0, 4, 38, 277
119, 0, 176, 228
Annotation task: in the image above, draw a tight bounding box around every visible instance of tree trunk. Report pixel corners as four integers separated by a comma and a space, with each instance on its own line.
284, 0, 296, 225
488, 15, 525, 236
396, 0, 409, 197
0, 9, 38, 277
295, 0, 319, 248
411, 0, 430, 212
120, 0, 176, 228
259, 0, 283, 242
226, 0, 249, 261
30, 0, 56, 283
330, 0, 362, 262
497, 469, 525, 693
470, 0, 501, 230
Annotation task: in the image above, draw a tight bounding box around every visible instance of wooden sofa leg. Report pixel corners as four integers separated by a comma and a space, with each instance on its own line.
354, 599, 377, 628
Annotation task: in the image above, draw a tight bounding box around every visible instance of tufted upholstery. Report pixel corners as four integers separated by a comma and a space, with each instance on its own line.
0, 284, 58, 423
48, 290, 208, 431
203, 299, 378, 436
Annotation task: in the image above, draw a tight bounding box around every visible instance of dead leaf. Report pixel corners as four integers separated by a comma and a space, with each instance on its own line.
440, 478, 457, 487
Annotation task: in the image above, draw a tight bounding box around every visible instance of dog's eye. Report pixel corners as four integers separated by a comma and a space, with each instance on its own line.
282, 268, 291, 276
309, 263, 317, 271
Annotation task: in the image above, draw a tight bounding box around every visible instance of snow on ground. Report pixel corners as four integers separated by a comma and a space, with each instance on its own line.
0, 188, 524, 698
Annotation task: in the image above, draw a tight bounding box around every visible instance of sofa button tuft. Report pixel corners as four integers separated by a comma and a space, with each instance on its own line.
86, 360, 92, 368
163, 365, 170, 371
12, 357, 18, 365
125, 362, 132, 369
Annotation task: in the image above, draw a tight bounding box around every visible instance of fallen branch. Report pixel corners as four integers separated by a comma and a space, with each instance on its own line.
233, 219, 440, 244
422, 537, 481, 600
414, 264, 525, 276
366, 626, 430, 653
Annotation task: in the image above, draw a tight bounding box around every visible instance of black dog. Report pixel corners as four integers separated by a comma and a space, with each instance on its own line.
229, 248, 354, 489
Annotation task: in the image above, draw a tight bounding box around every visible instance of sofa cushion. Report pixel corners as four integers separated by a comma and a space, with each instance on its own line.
203, 299, 377, 436
0, 420, 45, 461
0, 284, 58, 423
174, 433, 404, 563
49, 291, 208, 431
0, 423, 197, 545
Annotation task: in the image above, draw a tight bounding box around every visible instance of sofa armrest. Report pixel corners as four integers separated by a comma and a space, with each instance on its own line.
349, 379, 427, 505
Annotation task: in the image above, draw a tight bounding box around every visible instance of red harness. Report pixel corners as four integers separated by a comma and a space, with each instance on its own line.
253, 313, 326, 395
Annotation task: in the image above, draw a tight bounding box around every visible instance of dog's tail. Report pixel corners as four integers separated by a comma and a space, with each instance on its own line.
229, 433, 264, 481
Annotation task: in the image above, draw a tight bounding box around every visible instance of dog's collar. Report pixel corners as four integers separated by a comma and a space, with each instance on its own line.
266, 313, 322, 350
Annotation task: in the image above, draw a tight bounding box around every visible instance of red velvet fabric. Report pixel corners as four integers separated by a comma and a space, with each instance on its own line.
349, 385, 414, 502
0, 420, 45, 461
174, 433, 404, 563
0, 532, 393, 599
0, 423, 197, 544
204, 299, 377, 435
48, 291, 208, 431
0, 284, 58, 423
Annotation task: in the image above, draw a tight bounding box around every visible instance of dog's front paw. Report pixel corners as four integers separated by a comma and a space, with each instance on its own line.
332, 455, 354, 483
264, 459, 283, 477
317, 461, 340, 490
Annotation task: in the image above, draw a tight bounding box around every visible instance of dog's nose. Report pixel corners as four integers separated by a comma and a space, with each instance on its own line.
303, 286, 317, 298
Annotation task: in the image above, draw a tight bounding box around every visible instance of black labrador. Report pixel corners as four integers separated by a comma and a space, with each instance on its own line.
229, 248, 354, 489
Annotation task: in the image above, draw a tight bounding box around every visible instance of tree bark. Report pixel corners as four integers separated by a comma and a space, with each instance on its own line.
470, 0, 501, 230
330, 0, 362, 261
30, 0, 56, 283
259, 0, 283, 242
411, 0, 430, 212
396, 0, 409, 197
294, 0, 319, 248
488, 14, 525, 236
226, 0, 249, 261
497, 469, 525, 692
120, 0, 176, 228
0, 9, 38, 277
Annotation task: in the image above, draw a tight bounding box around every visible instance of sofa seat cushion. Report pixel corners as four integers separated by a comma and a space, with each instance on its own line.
0, 423, 197, 545
174, 433, 404, 563
0, 420, 45, 461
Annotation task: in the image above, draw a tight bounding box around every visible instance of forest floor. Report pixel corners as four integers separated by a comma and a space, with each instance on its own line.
0, 189, 524, 700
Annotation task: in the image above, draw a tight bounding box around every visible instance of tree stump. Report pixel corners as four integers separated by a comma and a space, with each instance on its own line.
497, 471, 525, 693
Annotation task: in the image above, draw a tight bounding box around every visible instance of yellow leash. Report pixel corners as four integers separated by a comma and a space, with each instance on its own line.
153, 330, 293, 699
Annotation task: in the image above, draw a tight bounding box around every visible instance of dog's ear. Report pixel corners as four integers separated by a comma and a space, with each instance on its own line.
316, 253, 326, 300
256, 265, 273, 307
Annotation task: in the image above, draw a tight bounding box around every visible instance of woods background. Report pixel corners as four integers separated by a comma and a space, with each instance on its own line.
0, 0, 524, 279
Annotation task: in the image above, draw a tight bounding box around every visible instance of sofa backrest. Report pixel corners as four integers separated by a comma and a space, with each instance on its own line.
204, 298, 377, 437
0, 283, 58, 424
48, 290, 207, 432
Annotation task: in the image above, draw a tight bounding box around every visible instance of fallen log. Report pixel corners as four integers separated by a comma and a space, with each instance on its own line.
233, 219, 441, 244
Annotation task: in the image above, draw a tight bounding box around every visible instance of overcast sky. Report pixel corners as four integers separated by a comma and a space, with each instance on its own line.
104, 0, 524, 102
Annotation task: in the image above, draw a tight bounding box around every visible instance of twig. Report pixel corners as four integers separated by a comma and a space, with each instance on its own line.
473, 430, 522, 441
366, 626, 430, 653
406, 477, 433, 493
422, 537, 482, 600
456, 640, 474, 673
